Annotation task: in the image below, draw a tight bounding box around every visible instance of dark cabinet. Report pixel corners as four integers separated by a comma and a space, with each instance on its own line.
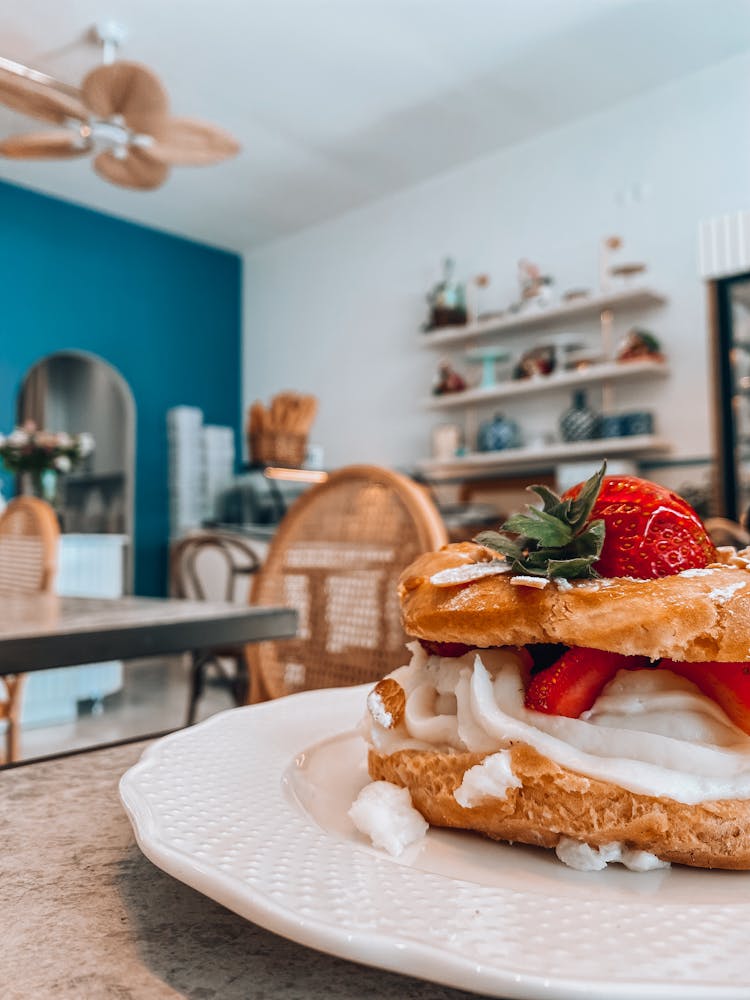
712, 271, 750, 520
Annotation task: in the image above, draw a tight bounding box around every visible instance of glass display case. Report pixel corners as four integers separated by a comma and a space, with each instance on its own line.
212, 467, 324, 531
713, 271, 750, 521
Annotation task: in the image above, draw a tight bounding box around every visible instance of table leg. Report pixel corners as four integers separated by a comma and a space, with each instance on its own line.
186, 652, 208, 727
2, 674, 27, 763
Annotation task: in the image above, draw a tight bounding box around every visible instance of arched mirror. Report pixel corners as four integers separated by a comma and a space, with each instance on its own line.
17, 350, 136, 588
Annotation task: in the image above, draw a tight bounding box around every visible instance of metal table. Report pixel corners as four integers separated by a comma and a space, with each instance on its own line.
0, 594, 296, 675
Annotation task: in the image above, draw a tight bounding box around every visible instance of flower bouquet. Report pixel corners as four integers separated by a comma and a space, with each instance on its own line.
0, 421, 95, 500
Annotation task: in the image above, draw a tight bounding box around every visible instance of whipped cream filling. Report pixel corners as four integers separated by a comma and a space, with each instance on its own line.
363, 642, 750, 804
349, 781, 428, 856
453, 750, 521, 807
554, 837, 670, 872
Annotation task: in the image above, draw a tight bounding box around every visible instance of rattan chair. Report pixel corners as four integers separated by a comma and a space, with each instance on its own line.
246, 464, 448, 702
0, 495, 60, 762
170, 531, 261, 724
704, 517, 750, 549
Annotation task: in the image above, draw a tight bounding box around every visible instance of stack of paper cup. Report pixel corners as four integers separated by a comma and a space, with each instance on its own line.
167, 406, 205, 536
202, 425, 235, 522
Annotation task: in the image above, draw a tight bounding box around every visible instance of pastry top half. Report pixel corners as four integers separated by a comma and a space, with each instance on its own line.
399, 542, 750, 662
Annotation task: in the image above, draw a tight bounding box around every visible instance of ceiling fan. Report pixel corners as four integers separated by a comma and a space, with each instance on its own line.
0, 23, 240, 190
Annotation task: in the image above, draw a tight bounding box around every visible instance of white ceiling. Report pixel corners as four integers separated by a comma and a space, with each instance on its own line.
0, 0, 749, 252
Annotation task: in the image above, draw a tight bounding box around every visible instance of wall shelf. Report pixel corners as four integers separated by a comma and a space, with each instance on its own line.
418, 435, 671, 481
420, 286, 667, 349
424, 359, 669, 411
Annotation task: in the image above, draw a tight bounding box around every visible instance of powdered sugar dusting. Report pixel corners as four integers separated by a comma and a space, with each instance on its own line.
367, 690, 392, 728
554, 577, 573, 591
681, 568, 718, 578
430, 562, 511, 587
576, 578, 616, 590
708, 581, 747, 603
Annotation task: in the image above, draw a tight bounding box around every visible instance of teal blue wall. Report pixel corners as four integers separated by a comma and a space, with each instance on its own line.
0, 180, 242, 596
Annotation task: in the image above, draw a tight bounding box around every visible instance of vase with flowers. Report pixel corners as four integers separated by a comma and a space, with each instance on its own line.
0, 421, 95, 507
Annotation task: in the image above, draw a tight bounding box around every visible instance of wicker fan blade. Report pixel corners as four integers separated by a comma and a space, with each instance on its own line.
0, 67, 88, 124
147, 117, 240, 166
82, 61, 168, 132
0, 130, 90, 159
93, 148, 169, 190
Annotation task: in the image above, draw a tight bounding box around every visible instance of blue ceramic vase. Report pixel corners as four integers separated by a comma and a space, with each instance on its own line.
560, 390, 599, 442
477, 413, 522, 452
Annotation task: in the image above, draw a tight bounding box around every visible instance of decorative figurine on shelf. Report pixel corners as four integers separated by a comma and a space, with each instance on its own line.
551, 334, 603, 372
432, 423, 462, 461
423, 257, 468, 331
471, 272, 502, 322
465, 346, 513, 388
559, 390, 600, 442
561, 288, 591, 303
600, 235, 647, 291
513, 343, 556, 380
611, 262, 647, 284
620, 410, 655, 436
514, 258, 554, 311
599, 235, 622, 292
616, 328, 665, 363
477, 413, 522, 452
432, 359, 468, 395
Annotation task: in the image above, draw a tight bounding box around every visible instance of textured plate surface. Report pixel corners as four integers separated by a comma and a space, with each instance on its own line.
120, 685, 750, 1000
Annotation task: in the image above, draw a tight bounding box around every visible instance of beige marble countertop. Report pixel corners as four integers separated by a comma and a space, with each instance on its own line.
0, 594, 296, 676
0, 740, 479, 1000
0, 594, 289, 641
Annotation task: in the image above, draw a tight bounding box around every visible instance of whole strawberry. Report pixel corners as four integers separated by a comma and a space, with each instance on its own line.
562, 475, 716, 579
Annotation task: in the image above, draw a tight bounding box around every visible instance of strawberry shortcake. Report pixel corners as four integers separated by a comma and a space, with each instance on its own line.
356, 464, 750, 870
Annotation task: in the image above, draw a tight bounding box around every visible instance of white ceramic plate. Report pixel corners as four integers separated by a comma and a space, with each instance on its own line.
120, 685, 750, 1000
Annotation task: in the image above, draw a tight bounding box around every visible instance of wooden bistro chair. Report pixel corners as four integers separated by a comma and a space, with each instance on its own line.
170, 531, 261, 725
704, 517, 750, 550
0, 496, 60, 763
247, 464, 448, 702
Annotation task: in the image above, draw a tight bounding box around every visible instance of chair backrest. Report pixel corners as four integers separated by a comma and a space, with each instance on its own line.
247, 464, 448, 700
704, 517, 750, 549
0, 496, 59, 595
170, 531, 261, 603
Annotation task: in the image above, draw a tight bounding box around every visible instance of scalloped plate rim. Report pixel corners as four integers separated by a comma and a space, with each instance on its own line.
119, 685, 750, 1000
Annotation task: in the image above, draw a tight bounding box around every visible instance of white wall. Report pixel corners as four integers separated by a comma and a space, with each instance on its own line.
243, 53, 750, 473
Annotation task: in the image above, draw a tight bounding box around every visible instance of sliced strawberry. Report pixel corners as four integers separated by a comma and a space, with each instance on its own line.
419, 639, 476, 658
524, 646, 649, 717
562, 475, 715, 579
526, 643, 569, 674
660, 660, 750, 735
